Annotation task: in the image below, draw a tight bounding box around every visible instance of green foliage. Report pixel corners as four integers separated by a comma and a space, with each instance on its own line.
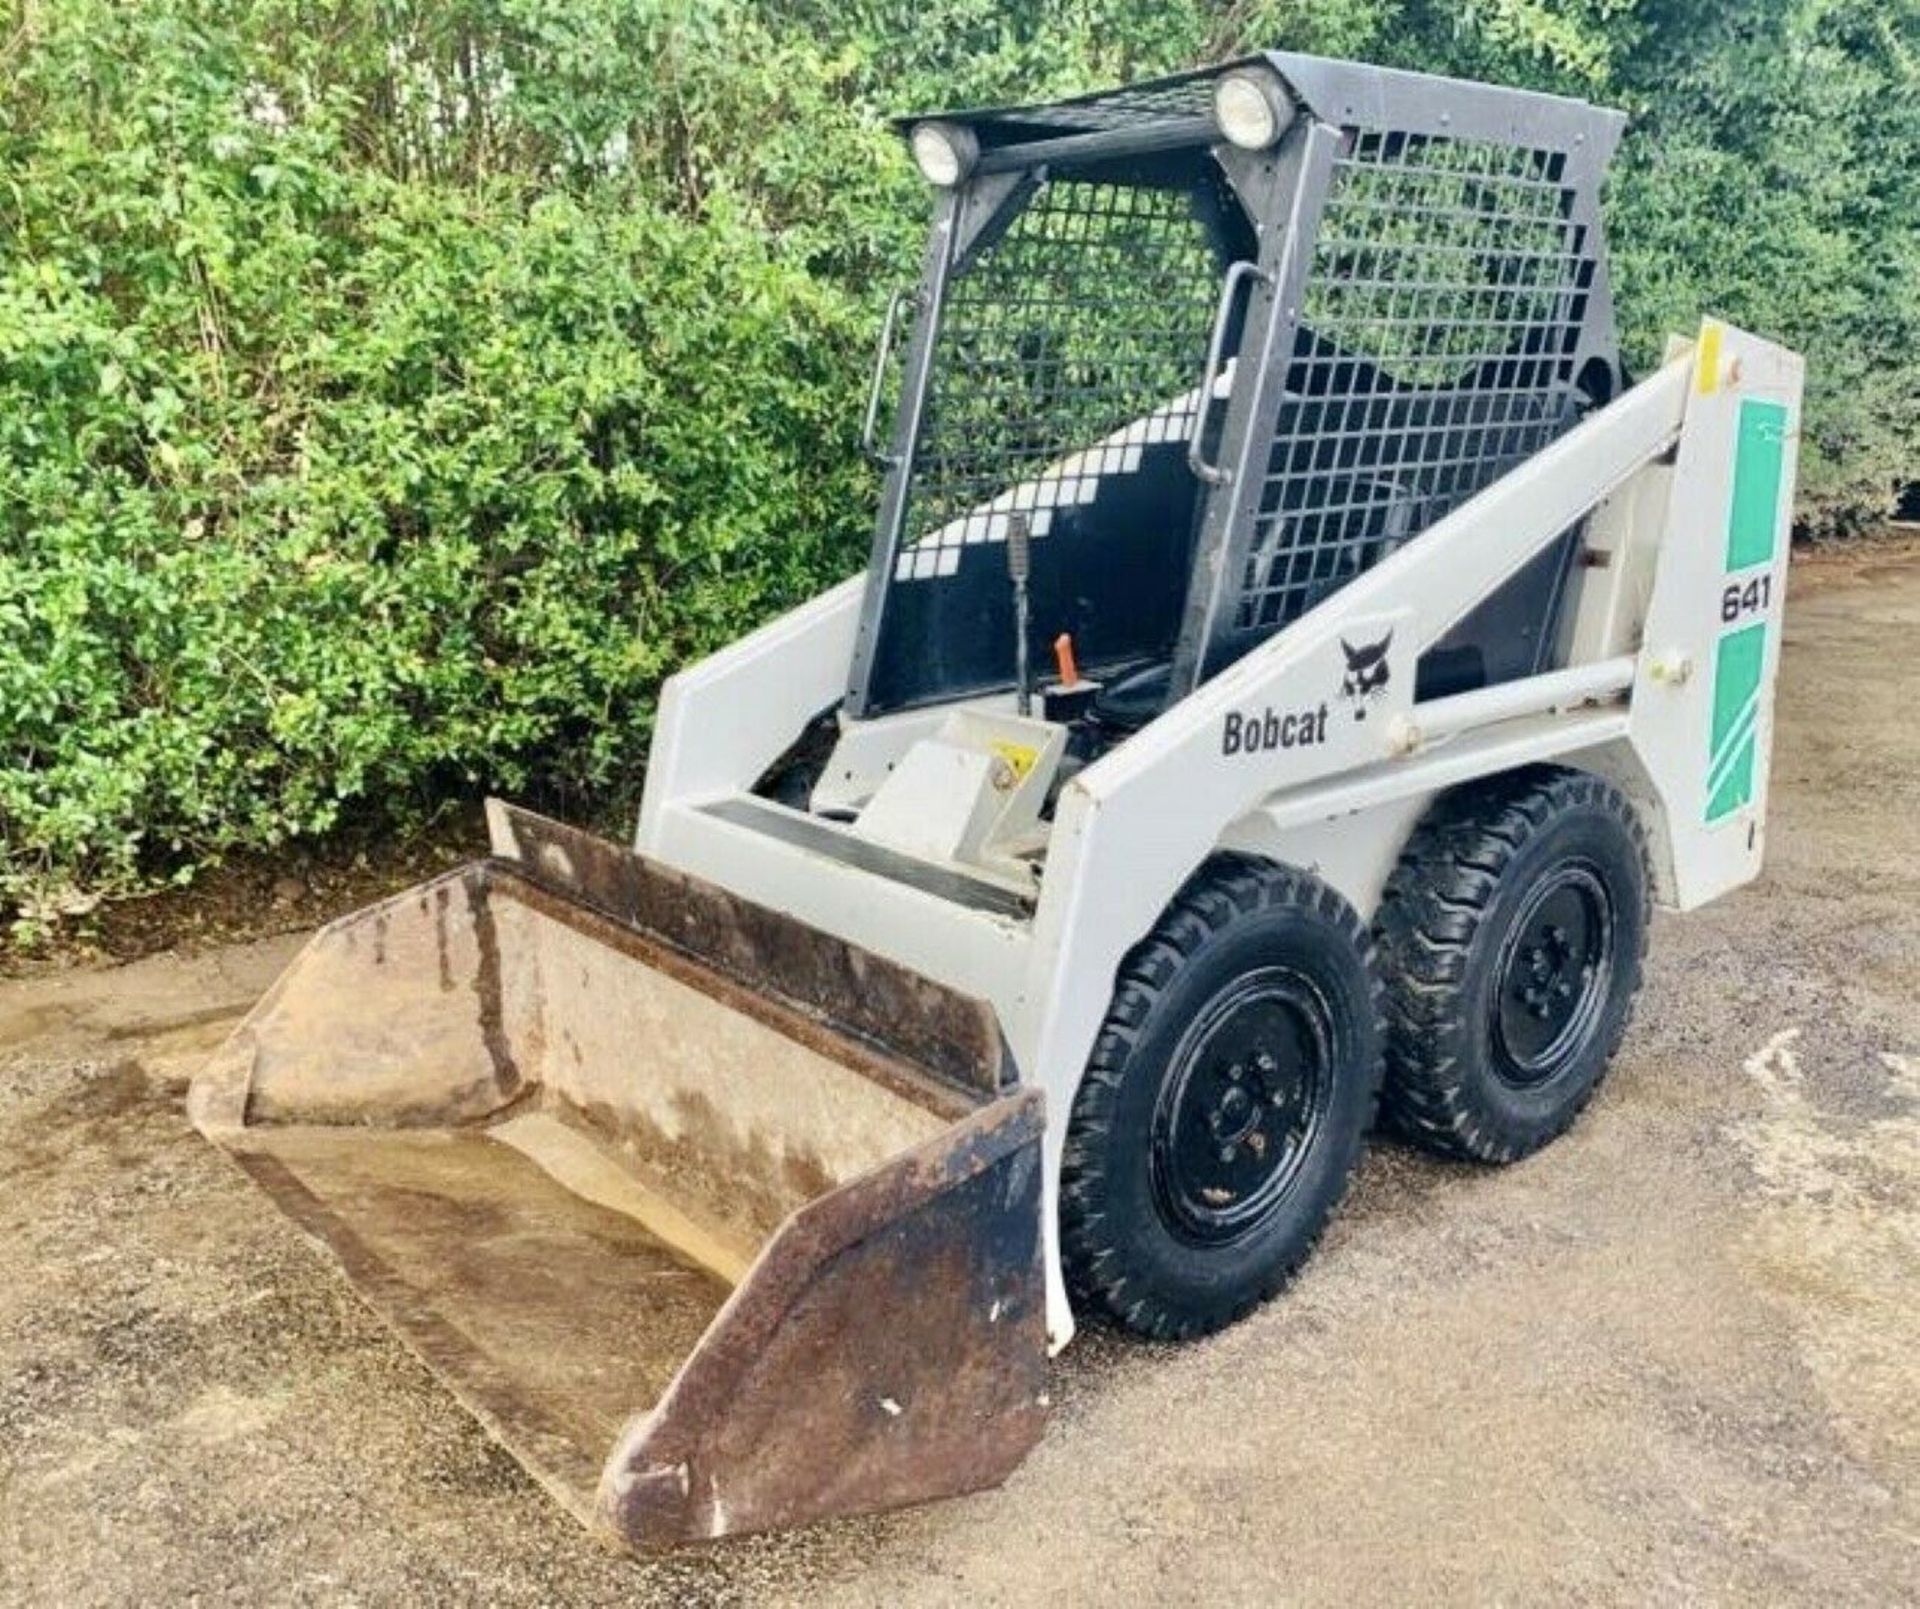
2, 0, 1915, 928
0, 0, 877, 928
1603, 0, 1920, 527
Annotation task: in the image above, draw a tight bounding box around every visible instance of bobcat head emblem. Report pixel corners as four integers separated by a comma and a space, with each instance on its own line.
1339, 631, 1393, 719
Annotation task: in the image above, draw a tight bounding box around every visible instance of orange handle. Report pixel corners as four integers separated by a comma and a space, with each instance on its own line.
1053, 633, 1080, 688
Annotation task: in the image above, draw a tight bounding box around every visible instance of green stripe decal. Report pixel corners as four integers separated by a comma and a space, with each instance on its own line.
1707, 622, 1766, 822
1727, 398, 1789, 571
1708, 694, 1759, 787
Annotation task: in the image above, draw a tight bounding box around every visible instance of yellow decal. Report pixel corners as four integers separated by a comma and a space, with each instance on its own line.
989, 740, 1038, 781
1696, 321, 1723, 396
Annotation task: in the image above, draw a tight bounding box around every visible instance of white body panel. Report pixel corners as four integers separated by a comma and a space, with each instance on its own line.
635, 321, 1804, 1346
637, 575, 865, 846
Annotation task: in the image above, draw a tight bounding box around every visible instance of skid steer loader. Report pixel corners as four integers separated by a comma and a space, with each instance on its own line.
192, 53, 1804, 1549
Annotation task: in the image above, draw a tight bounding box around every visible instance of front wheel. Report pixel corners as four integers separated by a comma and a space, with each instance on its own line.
1060, 857, 1384, 1341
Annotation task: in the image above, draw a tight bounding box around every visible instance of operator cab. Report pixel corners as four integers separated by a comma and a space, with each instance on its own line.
756, 54, 1626, 888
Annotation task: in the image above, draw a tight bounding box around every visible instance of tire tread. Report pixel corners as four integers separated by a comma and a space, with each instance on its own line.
1375, 767, 1652, 1163
1061, 855, 1386, 1341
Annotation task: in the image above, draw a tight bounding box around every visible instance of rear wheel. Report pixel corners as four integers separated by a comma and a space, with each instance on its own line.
1060, 857, 1384, 1340
1374, 767, 1651, 1163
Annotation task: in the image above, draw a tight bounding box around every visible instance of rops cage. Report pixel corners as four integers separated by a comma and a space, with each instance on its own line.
846, 54, 1626, 729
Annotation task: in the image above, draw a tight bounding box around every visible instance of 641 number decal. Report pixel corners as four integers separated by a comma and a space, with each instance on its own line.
1720, 573, 1773, 624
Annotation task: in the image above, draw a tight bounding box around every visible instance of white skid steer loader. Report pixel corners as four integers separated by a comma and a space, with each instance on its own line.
192, 53, 1803, 1550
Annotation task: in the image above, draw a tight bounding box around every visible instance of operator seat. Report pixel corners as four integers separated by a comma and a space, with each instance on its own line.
1091, 660, 1176, 732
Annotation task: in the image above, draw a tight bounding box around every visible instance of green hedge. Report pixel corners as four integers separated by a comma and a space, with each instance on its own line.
1, 1, 891, 928
2, 0, 1915, 931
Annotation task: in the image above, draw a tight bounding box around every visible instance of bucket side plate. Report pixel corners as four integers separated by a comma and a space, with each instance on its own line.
602, 1087, 1048, 1547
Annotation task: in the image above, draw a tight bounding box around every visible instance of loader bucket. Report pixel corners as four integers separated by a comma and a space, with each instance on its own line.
189, 803, 1047, 1549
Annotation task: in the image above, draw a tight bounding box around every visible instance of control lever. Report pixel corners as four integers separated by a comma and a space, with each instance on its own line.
1007, 513, 1033, 718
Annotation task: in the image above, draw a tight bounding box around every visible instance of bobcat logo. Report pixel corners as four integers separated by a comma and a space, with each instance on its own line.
1339, 631, 1393, 719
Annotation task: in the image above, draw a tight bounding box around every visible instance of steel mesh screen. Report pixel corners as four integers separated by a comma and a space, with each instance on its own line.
897, 178, 1224, 582
969, 78, 1216, 137
1235, 129, 1595, 631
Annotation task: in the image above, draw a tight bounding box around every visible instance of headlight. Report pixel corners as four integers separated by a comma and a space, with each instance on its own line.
909, 121, 979, 187
1213, 70, 1293, 151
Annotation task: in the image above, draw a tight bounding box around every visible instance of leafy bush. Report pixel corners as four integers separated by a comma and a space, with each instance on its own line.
2, 0, 1915, 929
1, 1, 885, 927
1603, 0, 1920, 528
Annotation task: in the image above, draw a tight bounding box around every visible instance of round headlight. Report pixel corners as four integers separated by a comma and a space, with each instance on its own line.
909, 121, 979, 187
1213, 71, 1293, 151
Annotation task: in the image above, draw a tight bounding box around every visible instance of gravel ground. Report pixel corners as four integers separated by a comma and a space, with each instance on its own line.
2, 547, 1916, 1607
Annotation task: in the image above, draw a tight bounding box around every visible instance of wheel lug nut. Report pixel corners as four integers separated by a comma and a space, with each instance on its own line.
1227, 1063, 1244, 1082
1255, 1052, 1277, 1075
1219, 1144, 1238, 1164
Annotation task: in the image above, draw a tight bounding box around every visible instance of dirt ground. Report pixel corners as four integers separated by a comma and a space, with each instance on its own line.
2, 546, 1916, 1607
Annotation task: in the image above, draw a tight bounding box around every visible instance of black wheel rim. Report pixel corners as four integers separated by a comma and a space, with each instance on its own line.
1149, 968, 1334, 1246
1491, 863, 1615, 1088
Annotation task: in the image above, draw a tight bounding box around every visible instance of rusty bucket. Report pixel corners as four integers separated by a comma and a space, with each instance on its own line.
190, 804, 1047, 1549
